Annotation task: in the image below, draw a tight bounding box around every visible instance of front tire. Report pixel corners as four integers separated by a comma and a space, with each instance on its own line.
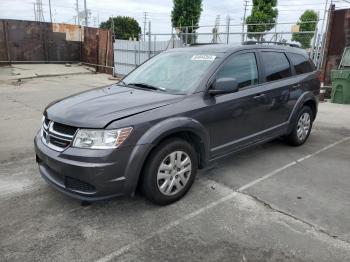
141, 138, 198, 205
286, 106, 313, 146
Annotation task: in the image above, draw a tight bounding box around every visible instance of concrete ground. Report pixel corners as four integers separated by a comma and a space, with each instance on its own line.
0, 64, 95, 83
0, 71, 350, 262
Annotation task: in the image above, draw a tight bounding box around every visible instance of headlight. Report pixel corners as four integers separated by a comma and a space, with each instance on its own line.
72, 127, 133, 149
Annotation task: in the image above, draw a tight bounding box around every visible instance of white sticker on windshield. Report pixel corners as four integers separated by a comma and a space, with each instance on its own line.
191, 55, 216, 61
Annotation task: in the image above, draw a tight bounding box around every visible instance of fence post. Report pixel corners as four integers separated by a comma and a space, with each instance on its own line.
138, 40, 141, 64
185, 27, 188, 46
226, 17, 230, 44
310, 26, 318, 61
134, 41, 137, 67
154, 35, 156, 53
314, 33, 321, 65
148, 21, 152, 58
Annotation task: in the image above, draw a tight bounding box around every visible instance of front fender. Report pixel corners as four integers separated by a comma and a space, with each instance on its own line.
140, 116, 208, 142
122, 117, 210, 195
138, 117, 210, 167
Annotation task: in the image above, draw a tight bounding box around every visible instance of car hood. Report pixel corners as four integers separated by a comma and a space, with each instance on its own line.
45, 85, 184, 128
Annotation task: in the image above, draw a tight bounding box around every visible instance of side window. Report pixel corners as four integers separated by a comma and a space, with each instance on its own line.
288, 53, 314, 75
216, 52, 258, 89
260, 52, 291, 82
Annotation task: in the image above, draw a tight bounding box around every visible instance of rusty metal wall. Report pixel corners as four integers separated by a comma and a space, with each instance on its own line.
0, 19, 114, 74
322, 9, 350, 84
82, 27, 113, 74
0, 20, 81, 62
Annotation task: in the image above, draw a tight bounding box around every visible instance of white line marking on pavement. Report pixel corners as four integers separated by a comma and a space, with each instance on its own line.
96, 136, 350, 262
96, 192, 238, 262
238, 136, 350, 192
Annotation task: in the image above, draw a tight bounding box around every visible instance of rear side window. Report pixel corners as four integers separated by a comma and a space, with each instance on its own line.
288, 53, 314, 75
216, 52, 258, 89
260, 52, 291, 82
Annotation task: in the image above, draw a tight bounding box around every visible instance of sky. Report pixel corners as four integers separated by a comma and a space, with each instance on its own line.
0, 0, 349, 43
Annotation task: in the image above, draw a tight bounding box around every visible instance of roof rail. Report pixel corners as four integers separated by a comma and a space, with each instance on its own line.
189, 43, 220, 46
243, 41, 301, 48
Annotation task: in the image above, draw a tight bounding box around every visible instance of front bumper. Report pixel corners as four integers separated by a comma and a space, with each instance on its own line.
34, 132, 147, 201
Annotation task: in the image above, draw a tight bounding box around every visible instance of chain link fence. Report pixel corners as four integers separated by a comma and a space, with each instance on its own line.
114, 20, 324, 76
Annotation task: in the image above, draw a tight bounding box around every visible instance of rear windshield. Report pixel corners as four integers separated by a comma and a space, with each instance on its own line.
123, 52, 220, 94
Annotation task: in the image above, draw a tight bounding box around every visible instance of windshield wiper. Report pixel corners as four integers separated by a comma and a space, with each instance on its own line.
128, 82, 166, 91
117, 80, 128, 86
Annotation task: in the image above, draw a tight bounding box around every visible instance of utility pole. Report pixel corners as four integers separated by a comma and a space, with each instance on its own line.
226, 15, 231, 44
148, 20, 152, 58
34, 3, 37, 21
84, 0, 88, 26
212, 15, 220, 43
143, 12, 148, 41
76, 0, 80, 25
242, 0, 248, 43
111, 15, 115, 39
318, 0, 329, 69
48, 0, 53, 23
35, 0, 45, 22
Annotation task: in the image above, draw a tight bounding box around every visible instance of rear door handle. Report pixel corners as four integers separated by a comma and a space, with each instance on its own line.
292, 83, 301, 89
253, 94, 266, 100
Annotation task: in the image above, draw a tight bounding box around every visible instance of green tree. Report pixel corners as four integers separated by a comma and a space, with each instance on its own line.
100, 16, 141, 40
171, 0, 203, 44
246, 0, 278, 41
292, 10, 318, 49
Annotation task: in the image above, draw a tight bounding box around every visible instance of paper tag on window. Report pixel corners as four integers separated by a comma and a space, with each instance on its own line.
191, 55, 216, 61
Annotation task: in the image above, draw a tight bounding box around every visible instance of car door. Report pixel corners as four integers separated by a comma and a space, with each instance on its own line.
256, 50, 297, 130
202, 51, 267, 158
287, 52, 319, 100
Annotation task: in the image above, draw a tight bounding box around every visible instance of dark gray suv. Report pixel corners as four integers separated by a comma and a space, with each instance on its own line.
34, 43, 320, 205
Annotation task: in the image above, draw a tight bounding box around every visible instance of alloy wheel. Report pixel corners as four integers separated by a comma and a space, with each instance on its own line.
296, 112, 311, 141
156, 151, 192, 196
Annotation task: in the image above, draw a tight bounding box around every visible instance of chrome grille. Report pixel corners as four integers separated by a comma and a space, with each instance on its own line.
41, 118, 77, 152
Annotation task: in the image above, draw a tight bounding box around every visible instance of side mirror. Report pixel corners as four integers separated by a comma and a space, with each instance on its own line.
208, 78, 239, 95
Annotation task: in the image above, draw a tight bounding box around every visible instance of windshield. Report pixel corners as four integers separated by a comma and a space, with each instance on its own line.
122, 52, 219, 94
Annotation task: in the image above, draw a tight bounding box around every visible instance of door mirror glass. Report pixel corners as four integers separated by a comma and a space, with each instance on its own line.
209, 78, 239, 95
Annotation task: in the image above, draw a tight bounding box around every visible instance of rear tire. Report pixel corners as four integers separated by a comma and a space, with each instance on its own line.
286, 106, 313, 146
141, 138, 198, 205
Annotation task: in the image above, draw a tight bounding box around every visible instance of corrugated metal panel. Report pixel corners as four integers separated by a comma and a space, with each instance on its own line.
114, 39, 183, 75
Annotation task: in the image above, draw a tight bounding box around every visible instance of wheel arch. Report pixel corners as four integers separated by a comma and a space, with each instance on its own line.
138, 117, 210, 168
288, 91, 318, 133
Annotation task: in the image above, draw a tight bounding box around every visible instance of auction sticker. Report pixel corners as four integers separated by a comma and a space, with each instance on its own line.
191, 55, 216, 61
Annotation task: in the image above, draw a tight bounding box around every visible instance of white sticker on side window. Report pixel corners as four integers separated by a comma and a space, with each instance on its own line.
191, 55, 216, 61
